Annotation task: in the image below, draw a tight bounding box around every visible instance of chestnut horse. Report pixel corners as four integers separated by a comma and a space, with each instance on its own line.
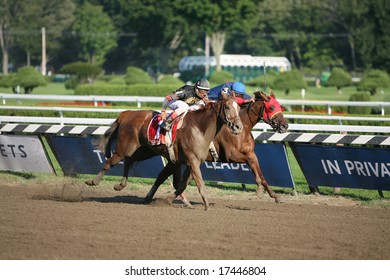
144, 91, 288, 205
85, 93, 243, 210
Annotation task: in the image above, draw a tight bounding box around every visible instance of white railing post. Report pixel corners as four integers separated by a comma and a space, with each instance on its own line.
327, 104, 332, 115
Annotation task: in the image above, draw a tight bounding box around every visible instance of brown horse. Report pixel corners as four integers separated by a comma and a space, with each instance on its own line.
144, 91, 288, 205
85, 93, 243, 210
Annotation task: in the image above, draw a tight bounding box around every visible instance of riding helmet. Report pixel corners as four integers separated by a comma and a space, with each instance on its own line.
195, 79, 211, 91
232, 82, 247, 95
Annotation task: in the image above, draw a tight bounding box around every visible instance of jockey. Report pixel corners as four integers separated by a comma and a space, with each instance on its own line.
160, 78, 211, 130
208, 81, 254, 105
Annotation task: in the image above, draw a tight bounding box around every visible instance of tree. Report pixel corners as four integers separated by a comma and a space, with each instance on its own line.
181, 0, 258, 71
335, 0, 390, 71
115, 0, 192, 73
72, 2, 117, 66
0, 0, 75, 73
0, 0, 23, 74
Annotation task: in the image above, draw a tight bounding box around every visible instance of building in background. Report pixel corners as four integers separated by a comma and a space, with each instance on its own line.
179, 54, 291, 82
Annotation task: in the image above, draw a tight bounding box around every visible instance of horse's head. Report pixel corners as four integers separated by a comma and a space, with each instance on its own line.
219, 90, 243, 135
255, 91, 288, 133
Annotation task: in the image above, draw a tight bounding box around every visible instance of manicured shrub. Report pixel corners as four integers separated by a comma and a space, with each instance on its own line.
272, 70, 307, 95
357, 69, 390, 95
348, 93, 371, 114
124, 66, 153, 84
60, 62, 103, 89
157, 74, 183, 86
326, 67, 352, 93
209, 70, 234, 86
108, 77, 126, 85
246, 69, 279, 89
1, 66, 47, 93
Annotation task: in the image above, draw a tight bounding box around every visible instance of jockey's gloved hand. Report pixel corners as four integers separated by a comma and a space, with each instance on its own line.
159, 120, 170, 130
160, 109, 166, 120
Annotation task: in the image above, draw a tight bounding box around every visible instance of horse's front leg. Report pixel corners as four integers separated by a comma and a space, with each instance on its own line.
85, 153, 123, 186
114, 157, 130, 191
247, 151, 282, 203
177, 164, 209, 211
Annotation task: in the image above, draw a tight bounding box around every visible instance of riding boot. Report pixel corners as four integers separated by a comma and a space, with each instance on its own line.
160, 111, 178, 130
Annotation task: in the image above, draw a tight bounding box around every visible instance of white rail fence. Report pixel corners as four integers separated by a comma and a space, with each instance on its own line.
0, 112, 390, 134
2, 93, 390, 115
1, 94, 389, 135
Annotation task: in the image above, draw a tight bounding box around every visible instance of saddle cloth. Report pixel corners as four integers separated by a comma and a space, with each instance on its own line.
147, 114, 180, 146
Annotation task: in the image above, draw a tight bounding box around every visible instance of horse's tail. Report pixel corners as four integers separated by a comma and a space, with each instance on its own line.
96, 118, 120, 158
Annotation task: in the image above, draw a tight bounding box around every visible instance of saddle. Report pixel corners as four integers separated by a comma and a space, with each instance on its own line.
147, 113, 181, 146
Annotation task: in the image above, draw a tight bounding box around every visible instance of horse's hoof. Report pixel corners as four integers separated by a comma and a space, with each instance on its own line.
275, 197, 283, 203
85, 180, 95, 186
255, 188, 264, 198
184, 203, 194, 209
113, 184, 124, 191
166, 194, 175, 205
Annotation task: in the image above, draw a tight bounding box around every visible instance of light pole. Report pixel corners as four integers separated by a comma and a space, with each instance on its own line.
41, 27, 46, 76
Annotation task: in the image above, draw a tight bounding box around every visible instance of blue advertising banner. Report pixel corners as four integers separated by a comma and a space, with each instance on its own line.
200, 143, 295, 188
48, 136, 294, 188
291, 144, 390, 191
48, 136, 164, 178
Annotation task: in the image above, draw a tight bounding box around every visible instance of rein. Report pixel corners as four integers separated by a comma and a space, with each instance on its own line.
247, 100, 265, 123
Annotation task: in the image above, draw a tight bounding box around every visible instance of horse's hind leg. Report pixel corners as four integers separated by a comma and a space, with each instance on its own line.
145, 161, 174, 203
145, 162, 193, 207
166, 165, 191, 205
85, 153, 123, 186
113, 157, 131, 191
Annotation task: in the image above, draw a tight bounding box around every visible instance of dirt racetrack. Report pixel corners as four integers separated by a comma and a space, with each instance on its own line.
0, 177, 389, 260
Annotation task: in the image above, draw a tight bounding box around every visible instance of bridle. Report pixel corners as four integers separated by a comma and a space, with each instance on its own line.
213, 98, 242, 132
247, 97, 284, 127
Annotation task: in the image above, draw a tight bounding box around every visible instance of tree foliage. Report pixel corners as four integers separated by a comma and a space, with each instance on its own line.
72, 2, 117, 65
0, 0, 75, 72
1, 0, 390, 77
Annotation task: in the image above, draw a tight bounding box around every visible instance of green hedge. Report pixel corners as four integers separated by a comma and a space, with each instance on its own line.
75, 84, 178, 96
124, 66, 153, 84
209, 70, 234, 85
348, 93, 372, 114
